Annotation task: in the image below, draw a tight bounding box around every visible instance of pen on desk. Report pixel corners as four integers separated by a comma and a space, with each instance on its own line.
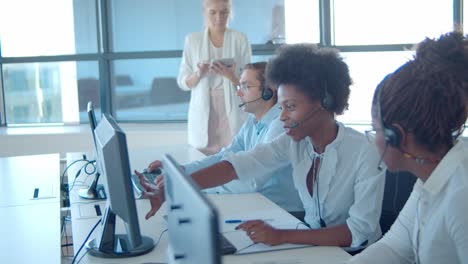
225, 219, 243, 224
224, 218, 274, 224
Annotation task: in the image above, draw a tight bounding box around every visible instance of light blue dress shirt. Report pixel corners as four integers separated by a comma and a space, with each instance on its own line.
184, 105, 303, 212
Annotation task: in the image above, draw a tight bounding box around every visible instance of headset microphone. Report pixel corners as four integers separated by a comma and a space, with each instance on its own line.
285, 122, 300, 129
284, 106, 323, 129
238, 97, 262, 108
377, 144, 388, 171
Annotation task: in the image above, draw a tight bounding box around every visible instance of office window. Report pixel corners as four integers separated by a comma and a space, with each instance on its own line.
333, 0, 453, 45
0, 0, 97, 57
112, 54, 274, 120
112, 58, 187, 121
465, 1, 467, 33
284, 0, 320, 43
232, 0, 293, 45
110, 0, 289, 52
3, 61, 99, 124
0, 0, 460, 126
337, 51, 414, 124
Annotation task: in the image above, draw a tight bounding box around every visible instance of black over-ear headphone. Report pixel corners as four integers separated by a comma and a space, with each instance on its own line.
320, 80, 335, 111
377, 78, 401, 148
261, 82, 274, 101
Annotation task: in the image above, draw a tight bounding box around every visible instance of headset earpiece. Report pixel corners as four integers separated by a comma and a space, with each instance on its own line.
321, 81, 335, 111
261, 86, 274, 101
383, 124, 401, 147
377, 77, 401, 148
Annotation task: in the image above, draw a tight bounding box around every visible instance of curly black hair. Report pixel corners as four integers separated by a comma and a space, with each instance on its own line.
374, 31, 468, 152
266, 44, 352, 115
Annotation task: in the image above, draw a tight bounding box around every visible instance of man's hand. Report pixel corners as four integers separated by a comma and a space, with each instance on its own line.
135, 170, 165, 220
236, 220, 284, 246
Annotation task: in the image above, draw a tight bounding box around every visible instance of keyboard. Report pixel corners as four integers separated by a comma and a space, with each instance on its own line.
161, 215, 236, 255
220, 233, 236, 255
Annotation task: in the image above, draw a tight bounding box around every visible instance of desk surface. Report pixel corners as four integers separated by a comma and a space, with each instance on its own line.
0, 202, 61, 263
0, 154, 61, 264
0, 153, 60, 208
68, 145, 351, 264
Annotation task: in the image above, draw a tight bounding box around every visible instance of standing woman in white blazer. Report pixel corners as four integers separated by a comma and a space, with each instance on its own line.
177, 0, 251, 155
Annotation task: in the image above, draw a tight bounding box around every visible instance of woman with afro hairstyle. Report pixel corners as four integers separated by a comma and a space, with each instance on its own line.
348, 31, 468, 264
139, 43, 386, 249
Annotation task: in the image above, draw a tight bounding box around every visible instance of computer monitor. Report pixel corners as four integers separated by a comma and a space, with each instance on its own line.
86, 114, 154, 258
163, 154, 222, 264
78, 101, 106, 200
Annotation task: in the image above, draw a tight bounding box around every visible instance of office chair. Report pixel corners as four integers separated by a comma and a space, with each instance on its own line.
380, 170, 417, 235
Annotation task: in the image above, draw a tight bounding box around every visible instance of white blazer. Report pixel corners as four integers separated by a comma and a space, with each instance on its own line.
177, 28, 251, 148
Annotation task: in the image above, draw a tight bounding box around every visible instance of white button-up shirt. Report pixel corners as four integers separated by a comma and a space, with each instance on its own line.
224, 122, 385, 247
347, 139, 468, 264
184, 105, 303, 212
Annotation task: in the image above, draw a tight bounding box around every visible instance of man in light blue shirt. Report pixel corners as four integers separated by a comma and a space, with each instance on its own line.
148, 62, 303, 213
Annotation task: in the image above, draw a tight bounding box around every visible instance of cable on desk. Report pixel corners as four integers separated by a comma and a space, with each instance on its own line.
69, 161, 96, 191
75, 248, 89, 264
61, 211, 73, 257
71, 218, 101, 264
156, 228, 169, 246
60, 159, 87, 190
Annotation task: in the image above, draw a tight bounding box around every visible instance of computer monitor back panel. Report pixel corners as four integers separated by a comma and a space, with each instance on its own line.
87, 101, 99, 159
163, 154, 221, 264
80, 101, 106, 200
95, 117, 137, 226
88, 114, 154, 258
87, 101, 98, 134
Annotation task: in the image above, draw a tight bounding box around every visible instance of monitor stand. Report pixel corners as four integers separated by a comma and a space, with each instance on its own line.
87, 207, 155, 258
78, 172, 107, 200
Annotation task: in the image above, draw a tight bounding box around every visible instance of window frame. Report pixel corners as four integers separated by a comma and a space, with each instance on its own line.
0, 0, 464, 126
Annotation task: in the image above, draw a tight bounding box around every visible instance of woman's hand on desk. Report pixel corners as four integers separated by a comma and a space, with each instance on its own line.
236, 220, 284, 246
135, 170, 165, 220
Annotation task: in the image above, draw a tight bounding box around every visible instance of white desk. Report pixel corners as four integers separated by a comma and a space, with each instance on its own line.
0, 153, 60, 208
68, 145, 351, 263
0, 154, 61, 264
0, 202, 61, 263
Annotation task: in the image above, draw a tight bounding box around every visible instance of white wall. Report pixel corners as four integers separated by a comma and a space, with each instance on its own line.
1, 124, 466, 158
0, 123, 187, 157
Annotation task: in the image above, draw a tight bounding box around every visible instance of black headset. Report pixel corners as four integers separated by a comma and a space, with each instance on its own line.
377, 77, 402, 148
320, 78, 335, 111
261, 82, 274, 101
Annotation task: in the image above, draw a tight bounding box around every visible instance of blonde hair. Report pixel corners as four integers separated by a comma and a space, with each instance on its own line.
202, 0, 234, 27
203, 0, 232, 9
